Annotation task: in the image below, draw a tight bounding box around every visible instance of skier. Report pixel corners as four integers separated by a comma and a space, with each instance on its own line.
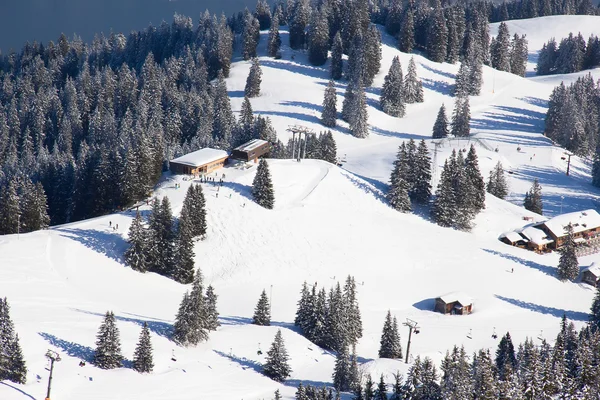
109, 221, 112, 228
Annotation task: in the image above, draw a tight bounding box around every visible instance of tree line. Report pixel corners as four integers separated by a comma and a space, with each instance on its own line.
537, 32, 600, 75
489, 0, 599, 22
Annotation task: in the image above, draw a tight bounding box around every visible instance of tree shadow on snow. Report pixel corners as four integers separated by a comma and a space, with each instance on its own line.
260, 59, 329, 80
221, 181, 254, 201
213, 350, 263, 373
72, 309, 173, 339
0, 382, 36, 400
421, 78, 455, 96
258, 109, 322, 126
228, 90, 245, 98
481, 248, 555, 277
285, 378, 333, 390
419, 63, 457, 80
518, 96, 548, 109
471, 108, 546, 135
219, 315, 253, 326
279, 100, 322, 113
56, 228, 128, 264
38, 332, 95, 363
342, 172, 388, 204
494, 295, 589, 322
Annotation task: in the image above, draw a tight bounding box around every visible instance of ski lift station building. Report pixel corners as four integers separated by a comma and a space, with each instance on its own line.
169, 148, 229, 175
230, 139, 271, 163
434, 292, 474, 315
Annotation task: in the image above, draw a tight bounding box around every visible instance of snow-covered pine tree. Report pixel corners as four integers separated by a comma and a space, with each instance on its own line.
239, 96, 255, 146
464, 145, 486, 213
467, 52, 483, 97
204, 285, 220, 331
124, 212, 148, 272
454, 61, 471, 97
487, 161, 509, 199
557, 224, 579, 281
495, 332, 517, 380
440, 345, 471, 399
322, 80, 338, 128
350, 84, 369, 138
363, 374, 375, 400
319, 131, 338, 164
0, 179, 20, 234
173, 212, 195, 284
432, 104, 449, 139
363, 24, 382, 87
242, 15, 261, 60
375, 374, 387, 400
6, 333, 27, 384
253, 289, 271, 326
0, 298, 27, 384
93, 311, 123, 369
252, 159, 275, 209
380, 56, 406, 118
432, 158, 457, 228
132, 322, 154, 373
333, 341, 352, 392
445, 6, 465, 64
173, 271, 208, 346
212, 71, 235, 148
471, 349, 498, 400
404, 57, 424, 103
245, 58, 263, 98
491, 22, 511, 71
289, 0, 309, 50
398, 6, 415, 53
589, 285, 600, 331
412, 140, 432, 204
387, 145, 411, 212
379, 310, 402, 359
331, 32, 344, 80
267, 13, 282, 57
426, 1, 448, 63
294, 281, 311, 331
451, 95, 471, 138
510, 34, 528, 77
263, 329, 292, 382
343, 276, 363, 347
308, 8, 330, 66
254, 0, 272, 30
523, 179, 543, 215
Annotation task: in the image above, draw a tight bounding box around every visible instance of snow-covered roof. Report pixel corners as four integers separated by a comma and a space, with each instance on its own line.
170, 148, 229, 167
519, 225, 554, 245
437, 292, 473, 306
234, 139, 269, 153
542, 209, 600, 238
500, 231, 528, 243
583, 262, 600, 277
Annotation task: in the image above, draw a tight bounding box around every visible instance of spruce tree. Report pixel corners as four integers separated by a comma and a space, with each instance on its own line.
93, 311, 123, 369
557, 224, 579, 281
426, 2, 448, 63
253, 289, 271, 326
523, 179, 543, 215
263, 329, 291, 382
333, 342, 352, 392
132, 322, 154, 373
380, 56, 406, 118
245, 58, 263, 98
0, 298, 27, 384
486, 162, 507, 199
254, 0, 272, 30
491, 22, 511, 71
204, 285, 220, 331
173, 215, 195, 284
289, 0, 309, 49
464, 145, 486, 213
589, 285, 600, 331
364, 374, 375, 400
495, 332, 517, 380
213, 71, 235, 147
375, 374, 388, 400
322, 80, 338, 128
124, 212, 148, 273
239, 96, 255, 146
308, 8, 330, 66
432, 104, 449, 139
454, 61, 470, 97
451, 95, 471, 138
6, 334, 27, 384
398, 6, 415, 53
379, 310, 402, 359
319, 131, 338, 164
412, 140, 432, 204
243, 15, 261, 60
350, 84, 369, 139
331, 32, 344, 80
173, 271, 208, 346
252, 159, 275, 209
388, 145, 411, 212
267, 14, 282, 57
404, 58, 423, 103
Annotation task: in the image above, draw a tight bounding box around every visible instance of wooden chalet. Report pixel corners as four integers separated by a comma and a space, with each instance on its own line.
434, 292, 473, 315
538, 209, 600, 249
169, 148, 229, 175
230, 139, 271, 163
582, 262, 600, 287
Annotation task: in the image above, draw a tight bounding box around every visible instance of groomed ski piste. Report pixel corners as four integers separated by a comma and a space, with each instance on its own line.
1, 14, 600, 400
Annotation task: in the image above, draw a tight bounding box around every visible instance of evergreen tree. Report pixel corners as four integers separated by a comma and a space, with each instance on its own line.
379, 310, 402, 359
330, 32, 344, 80
349, 84, 369, 139
319, 131, 338, 164
6, 334, 27, 384
173, 214, 195, 284
322, 80, 338, 128
509, 34, 528, 77
454, 61, 471, 98
308, 8, 330, 66
412, 140, 432, 204
0, 298, 27, 384
263, 329, 292, 382
404, 58, 423, 103
387, 145, 411, 212
523, 179, 543, 215
124, 212, 148, 273
557, 224, 579, 281
212, 71, 235, 148
204, 285, 220, 331
471, 349, 497, 400
398, 6, 415, 53
426, 2, 448, 63
464, 145, 486, 213
289, 0, 309, 50
486, 162, 509, 199
589, 285, 600, 331
451, 96, 471, 138
132, 322, 154, 373
333, 342, 352, 392
364, 374, 375, 400
254, 0, 272, 30
93, 311, 123, 369
252, 159, 275, 209
245, 58, 263, 98
243, 15, 261, 60
432, 104, 449, 139
172, 272, 208, 346
380, 56, 406, 118
375, 374, 388, 400
491, 22, 511, 71
253, 289, 271, 326
268, 14, 282, 57
495, 332, 517, 380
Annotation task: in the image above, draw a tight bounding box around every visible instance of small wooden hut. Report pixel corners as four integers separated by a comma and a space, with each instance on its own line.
434, 292, 474, 315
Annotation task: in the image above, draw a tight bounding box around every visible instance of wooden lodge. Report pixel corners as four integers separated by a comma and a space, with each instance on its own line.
230, 139, 271, 163
169, 148, 229, 175
434, 292, 473, 315
582, 262, 600, 287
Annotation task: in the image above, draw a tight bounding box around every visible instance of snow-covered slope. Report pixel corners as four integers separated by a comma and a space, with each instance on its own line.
2, 14, 600, 400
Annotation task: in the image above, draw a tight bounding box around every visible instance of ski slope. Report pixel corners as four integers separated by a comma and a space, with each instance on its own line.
1, 14, 600, 400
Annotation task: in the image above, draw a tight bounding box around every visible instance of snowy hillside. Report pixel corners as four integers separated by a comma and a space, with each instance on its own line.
2, 14, 600, 400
